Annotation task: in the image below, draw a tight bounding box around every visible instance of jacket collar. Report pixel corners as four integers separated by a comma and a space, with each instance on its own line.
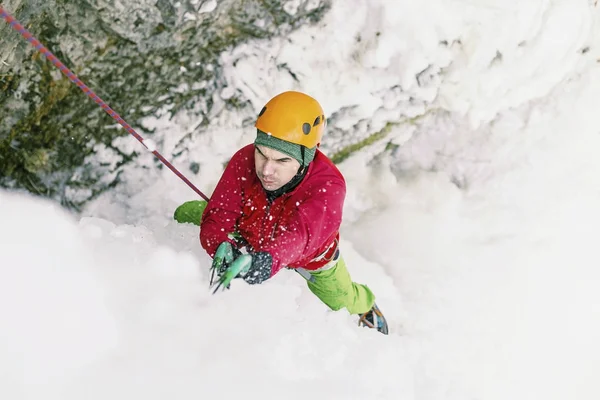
264, 163, 311, 203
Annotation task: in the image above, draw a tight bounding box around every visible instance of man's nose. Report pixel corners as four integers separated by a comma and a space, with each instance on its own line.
261, 160, 274, 176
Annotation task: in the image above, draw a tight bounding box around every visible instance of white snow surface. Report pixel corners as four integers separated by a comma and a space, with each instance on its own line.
3, 0, 600, 399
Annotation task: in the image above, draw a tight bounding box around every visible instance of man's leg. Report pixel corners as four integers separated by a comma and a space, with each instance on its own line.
305, 255, 376, 315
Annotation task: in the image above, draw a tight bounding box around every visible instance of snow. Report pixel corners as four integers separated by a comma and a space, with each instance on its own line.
3, 0, 600, 399
0, 194, 119, 396
198, 0, 218, 14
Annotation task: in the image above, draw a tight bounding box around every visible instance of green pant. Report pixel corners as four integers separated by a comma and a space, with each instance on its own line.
305, 255, 376, 315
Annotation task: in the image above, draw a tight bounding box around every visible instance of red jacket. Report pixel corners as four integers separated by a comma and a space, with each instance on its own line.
200, 144, 346, 276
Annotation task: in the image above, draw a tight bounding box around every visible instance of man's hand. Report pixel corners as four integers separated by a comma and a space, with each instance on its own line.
241, 252, 272, 285
210, 242, 273, 292
209, 242, 239, 288
173, 200, 207, 226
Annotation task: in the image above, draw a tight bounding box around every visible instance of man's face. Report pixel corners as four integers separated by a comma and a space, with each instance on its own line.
254, 145, 301, 191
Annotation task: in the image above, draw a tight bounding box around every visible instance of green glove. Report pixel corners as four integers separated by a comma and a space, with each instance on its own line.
173, 200, 208, 226
209, 242, 273, 293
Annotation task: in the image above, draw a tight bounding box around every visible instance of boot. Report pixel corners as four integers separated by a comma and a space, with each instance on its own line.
358, 303, 389, 335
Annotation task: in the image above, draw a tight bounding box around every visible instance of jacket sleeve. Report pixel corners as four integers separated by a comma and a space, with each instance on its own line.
261, 177, 346, 275
199, 148, 248, 257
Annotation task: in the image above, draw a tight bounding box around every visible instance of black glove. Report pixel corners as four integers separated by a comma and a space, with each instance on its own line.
241, 251, 273, 285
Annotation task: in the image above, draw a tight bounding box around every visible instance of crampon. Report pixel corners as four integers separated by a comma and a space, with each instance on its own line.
358, 303, 389, 335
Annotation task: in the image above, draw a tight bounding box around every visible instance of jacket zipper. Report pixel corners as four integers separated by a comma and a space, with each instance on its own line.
261, 200, 272, 244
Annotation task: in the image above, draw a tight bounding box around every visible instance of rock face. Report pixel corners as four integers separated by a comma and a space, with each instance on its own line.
0, 0, 330, 209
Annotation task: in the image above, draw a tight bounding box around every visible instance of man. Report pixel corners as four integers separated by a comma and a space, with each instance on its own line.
177, 91, 388, 335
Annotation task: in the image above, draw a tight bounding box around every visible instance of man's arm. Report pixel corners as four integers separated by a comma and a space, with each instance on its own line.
200, 147, 251, 257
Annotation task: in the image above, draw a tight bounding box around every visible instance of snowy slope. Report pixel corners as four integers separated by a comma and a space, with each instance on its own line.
2, 1, 600, 399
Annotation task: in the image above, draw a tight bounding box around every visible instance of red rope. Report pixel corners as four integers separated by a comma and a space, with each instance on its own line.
0, 6, 209, 201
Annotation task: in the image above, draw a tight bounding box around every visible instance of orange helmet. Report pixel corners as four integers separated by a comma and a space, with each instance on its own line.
255, 91, 326, 149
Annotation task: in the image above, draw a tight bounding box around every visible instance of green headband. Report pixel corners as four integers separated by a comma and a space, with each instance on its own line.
254, 130, 316, 167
